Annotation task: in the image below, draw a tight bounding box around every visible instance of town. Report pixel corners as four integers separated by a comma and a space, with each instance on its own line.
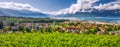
0, 16, 120, 35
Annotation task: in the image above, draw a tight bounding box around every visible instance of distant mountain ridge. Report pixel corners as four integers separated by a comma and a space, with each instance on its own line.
0, 8, 49, 18
0, 7, 120, 19
55, 9, 120, 17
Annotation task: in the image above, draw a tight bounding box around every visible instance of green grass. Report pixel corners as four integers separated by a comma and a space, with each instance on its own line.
0, 32, 120, 47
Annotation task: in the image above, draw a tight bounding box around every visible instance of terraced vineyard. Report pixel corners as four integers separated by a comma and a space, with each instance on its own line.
0, 32, 120, 47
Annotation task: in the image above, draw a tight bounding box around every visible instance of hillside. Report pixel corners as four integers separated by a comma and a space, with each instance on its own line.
0, 8, 49, 18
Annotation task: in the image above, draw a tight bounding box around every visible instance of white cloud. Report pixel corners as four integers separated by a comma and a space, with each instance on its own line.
0, 2, 40, 12
94, 1, 120, 10
0, 1, 119, 16
48, 0, 99, 15
48, 0, 120, 16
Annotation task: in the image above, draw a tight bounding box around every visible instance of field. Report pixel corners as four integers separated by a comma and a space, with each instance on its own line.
0, 32, 120, 47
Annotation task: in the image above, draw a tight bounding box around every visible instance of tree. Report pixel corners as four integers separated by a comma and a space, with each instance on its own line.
89, 28, 99, 34
8, 22, 15, 26
19, 26, 25, 31
26, 28, 31, 33
0, 21, 3, 29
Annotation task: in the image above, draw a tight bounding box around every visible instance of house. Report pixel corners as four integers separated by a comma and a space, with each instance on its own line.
7, 21, 15, 26
12, 27, 19, 31
97, 31, 106, 35
96, 27, 107, 35
23, 23, 33, 28
7, 31, 13, 34
80, 29, 89, 34
109, 30, 120, 35
0, 29, 4, 33
34, 26, 43, 30
101, 28, 107, 32
62, 27, 80, 34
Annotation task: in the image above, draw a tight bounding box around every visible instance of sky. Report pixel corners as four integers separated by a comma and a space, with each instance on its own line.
0, 0, 119, 15
0, 0, 76, 12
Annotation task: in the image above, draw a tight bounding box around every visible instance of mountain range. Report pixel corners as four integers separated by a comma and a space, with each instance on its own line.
0, 8, 49, 18
0, 8, 120, 19
55, 9, 120, 17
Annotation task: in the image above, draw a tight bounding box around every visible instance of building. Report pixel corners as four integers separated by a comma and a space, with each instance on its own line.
62, 27, 80, 34
0, 29, 4, 33
109, 31, 120, 35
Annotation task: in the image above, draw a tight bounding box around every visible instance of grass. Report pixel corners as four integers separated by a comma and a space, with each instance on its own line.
0, 32, 120, 47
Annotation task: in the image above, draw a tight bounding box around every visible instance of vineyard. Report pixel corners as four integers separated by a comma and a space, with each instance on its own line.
0, 32, 120, 47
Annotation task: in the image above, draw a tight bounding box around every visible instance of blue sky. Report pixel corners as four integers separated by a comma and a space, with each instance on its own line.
0, 0, 76, 12
0, 0, 115, 11
0, 0, 119, 14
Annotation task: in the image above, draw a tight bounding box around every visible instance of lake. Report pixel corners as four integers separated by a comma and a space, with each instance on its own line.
52, 17, 120, 23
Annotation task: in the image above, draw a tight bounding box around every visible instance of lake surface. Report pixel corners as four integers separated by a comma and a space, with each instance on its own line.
52, 17, 120, 23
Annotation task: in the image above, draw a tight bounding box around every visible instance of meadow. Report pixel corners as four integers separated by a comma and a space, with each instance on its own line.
0, 32, 120, 47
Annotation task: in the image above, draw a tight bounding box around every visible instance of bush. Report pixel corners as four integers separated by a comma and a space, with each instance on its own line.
8, 22, 15, 26
25, 28, 31, 33
18, 26, 25, 31
89, 28, 99, 33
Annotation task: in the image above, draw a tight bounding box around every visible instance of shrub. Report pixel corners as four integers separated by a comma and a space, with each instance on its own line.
25, 28, 31, 33
8, 22, 15, 26
18, 26, 25, 31
89, 28, 99, 33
